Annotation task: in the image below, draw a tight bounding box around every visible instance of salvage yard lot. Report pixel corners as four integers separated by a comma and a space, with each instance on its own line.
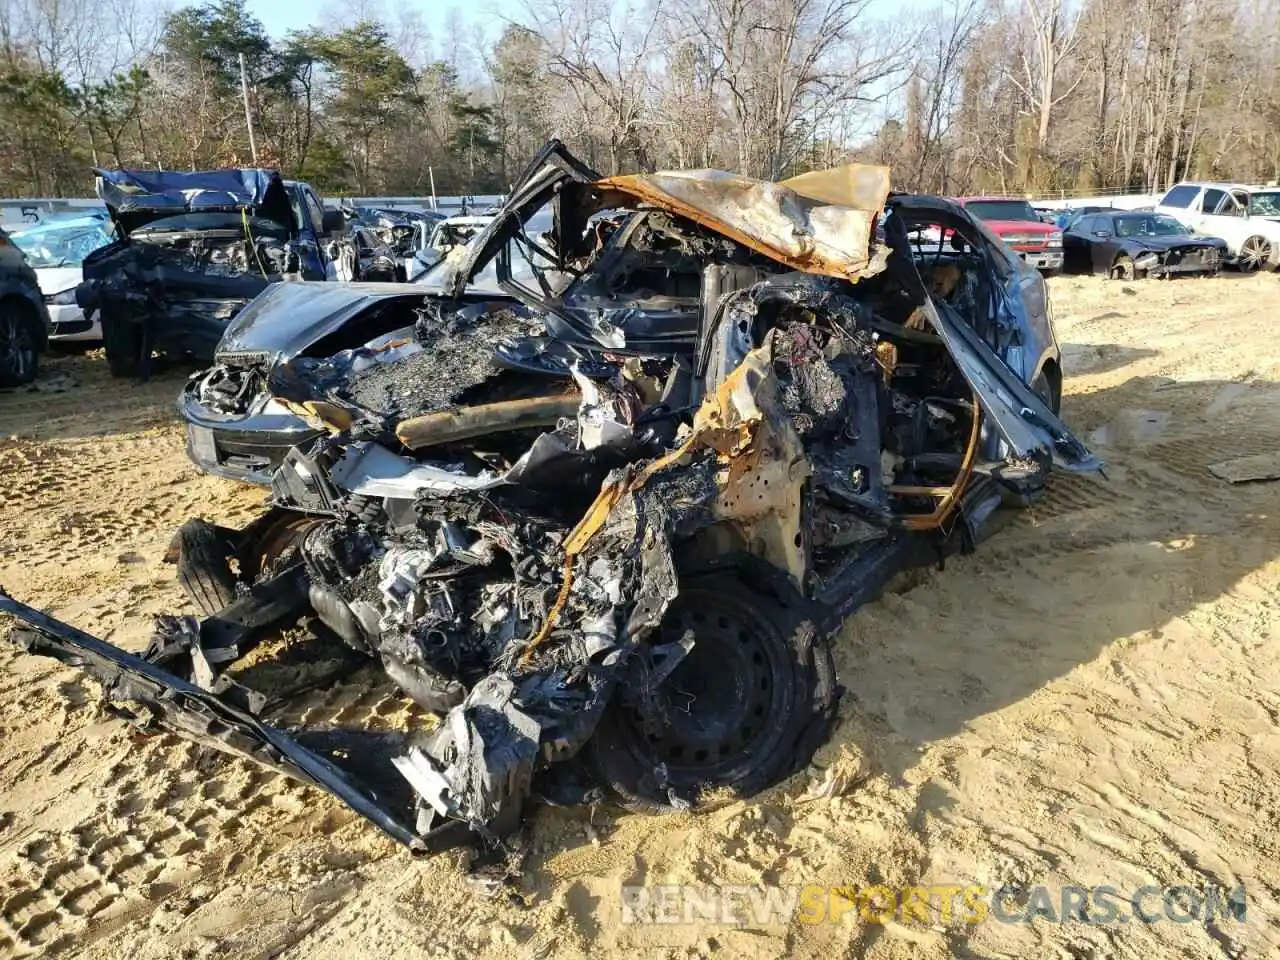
1, 273, 1279, 959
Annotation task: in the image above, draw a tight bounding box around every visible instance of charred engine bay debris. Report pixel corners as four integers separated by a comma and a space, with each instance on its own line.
343, 304, 543, 418
5, 142, 1100, 867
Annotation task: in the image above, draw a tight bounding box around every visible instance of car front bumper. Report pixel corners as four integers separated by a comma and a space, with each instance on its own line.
46, 303, 101, 342
1137, 249, 1223, 276
181, 392, 322, 485
1014, 249, 1064, 271
1145, 260, 1221, 276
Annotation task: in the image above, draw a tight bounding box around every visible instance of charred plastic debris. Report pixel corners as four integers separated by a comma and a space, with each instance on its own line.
5, 142, 1100, 862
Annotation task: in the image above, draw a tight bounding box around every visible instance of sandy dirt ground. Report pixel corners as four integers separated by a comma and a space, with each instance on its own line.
2, 274, 1280, 960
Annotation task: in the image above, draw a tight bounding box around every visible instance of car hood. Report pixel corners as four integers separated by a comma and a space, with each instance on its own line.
32, 265, 83, 296
215, 281, 430, 364
96, 167, 283, 237
1122, 235, 1225, 251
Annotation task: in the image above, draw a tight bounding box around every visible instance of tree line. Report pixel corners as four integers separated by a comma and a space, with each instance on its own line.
1, 0, 1277, 199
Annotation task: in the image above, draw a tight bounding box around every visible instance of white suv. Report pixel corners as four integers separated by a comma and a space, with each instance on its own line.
1155, 182, 1280, 270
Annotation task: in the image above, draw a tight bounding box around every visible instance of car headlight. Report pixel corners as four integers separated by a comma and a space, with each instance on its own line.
1048, 231, 1063, 244
44, 288, 78, 306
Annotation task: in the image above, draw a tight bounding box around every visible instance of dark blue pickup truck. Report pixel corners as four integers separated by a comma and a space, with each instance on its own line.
77, 168, 346, 377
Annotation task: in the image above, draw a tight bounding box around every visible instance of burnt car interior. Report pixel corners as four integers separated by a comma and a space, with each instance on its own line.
6, 142, 1097, 863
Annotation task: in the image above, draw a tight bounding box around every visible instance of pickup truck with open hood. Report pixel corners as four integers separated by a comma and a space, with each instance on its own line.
75, 168, 346, 378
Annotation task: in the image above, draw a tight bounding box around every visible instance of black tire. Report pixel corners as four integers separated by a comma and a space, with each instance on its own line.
172, 518, 241, 616
101, 311, 142, 378
0, 298, 41, 387
588, 564, 838, 811
1030, 369, 1060, 415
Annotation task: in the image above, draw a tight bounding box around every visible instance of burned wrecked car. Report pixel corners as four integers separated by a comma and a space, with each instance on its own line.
5, 142, 1099, 859
77, 168, 345, 377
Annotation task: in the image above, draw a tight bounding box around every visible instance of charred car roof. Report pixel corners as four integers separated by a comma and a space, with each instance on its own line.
441, 140, 892, 300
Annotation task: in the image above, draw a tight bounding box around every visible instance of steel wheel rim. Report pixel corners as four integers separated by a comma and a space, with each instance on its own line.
625, 593, 780, 774
0, 313, 33, 381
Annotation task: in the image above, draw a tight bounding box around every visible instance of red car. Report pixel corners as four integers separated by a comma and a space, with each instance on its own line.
951, 197, 1064, 274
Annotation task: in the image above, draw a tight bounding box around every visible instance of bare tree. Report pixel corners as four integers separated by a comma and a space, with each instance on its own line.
1008, 0, 1086, 150
526, 0, 662, 173
685, 0, 910, 177
899, 0, 982, 191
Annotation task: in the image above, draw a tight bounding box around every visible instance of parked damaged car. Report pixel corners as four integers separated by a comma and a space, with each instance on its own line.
5, 141, 1100, 861
181, 210, 554, 485
10, 212, 114, 345
341, 204, 443, 258
77, 168, 346, 377
403, 215, 499, 282
1063, 210, 1227, 279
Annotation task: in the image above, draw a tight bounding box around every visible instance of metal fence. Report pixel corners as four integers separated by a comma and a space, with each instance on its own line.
0, 194, 505, 230
6, 183, 1276, 229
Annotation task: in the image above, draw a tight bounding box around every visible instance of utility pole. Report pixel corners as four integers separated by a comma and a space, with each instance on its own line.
239, 53, 259, 164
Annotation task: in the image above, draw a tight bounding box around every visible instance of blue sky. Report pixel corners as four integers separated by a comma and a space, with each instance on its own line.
240, 0, 525, 45
229, 0, 529, 80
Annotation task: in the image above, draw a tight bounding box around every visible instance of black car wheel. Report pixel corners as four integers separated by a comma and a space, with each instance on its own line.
101, 311, 143, 378
588, 566, 838, 811
1030, 369, 1060, 415
0, 299, 40, 388
1237, 235, 1272, 272
171, 518, 241, 616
